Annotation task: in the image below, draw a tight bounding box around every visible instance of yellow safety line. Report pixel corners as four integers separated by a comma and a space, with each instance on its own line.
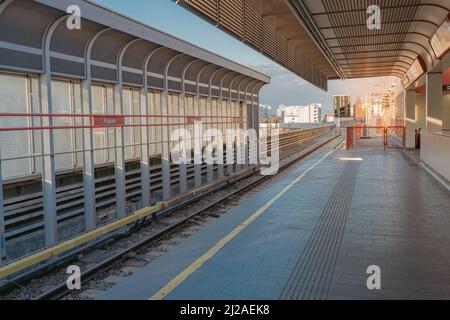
149, 143, 341, 300
0, 204, 162, 279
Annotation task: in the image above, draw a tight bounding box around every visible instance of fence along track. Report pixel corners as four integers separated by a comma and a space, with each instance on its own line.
2, 126, 334, 262
0, 129, 338, 298
35, 133, 340, 300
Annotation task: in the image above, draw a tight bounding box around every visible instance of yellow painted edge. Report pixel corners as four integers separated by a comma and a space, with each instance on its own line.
0, 204, 162, 279
149, 145, 339, 300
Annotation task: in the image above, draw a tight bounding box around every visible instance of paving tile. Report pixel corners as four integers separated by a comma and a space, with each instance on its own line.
98, 146, 450, 300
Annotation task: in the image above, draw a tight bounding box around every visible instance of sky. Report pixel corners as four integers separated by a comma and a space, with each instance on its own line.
93, 0, 399, 114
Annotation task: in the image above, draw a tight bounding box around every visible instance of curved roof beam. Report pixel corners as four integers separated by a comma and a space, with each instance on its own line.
33, 0, 269, 83
312, 3, 450, 16
117, 38, 143, 82
142, 46, 165, 88
319, 19, 440, 30
0, 0, 15, 15
245, 79, 260, 101
209, 67, 226, 96
230, 74, 246, 100
331, 41, 435, 64
164, 53, 186, 89
196, 64, 215, 95
181, 58, 200, 92
42, 14, 68, 72
84, 28, 112, 78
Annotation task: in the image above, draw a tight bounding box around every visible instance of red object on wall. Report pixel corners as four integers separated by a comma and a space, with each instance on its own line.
443, 67, 450, 94
186, 116, 203, 124
415, 85, 426, 95
93, 116, 125, 127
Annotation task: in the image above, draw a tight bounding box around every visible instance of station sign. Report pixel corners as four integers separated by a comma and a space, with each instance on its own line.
430, 14, 450, 59
402, 57, 426, 89
186, 116, 203, 124
93, 115, 125, 127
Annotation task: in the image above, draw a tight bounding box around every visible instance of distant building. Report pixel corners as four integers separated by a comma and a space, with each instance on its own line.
259, 104, 272, 123
282, 104, 322, 124
276, 104, 287, 122
334, 95, 353, 118
322, 113, 335, 123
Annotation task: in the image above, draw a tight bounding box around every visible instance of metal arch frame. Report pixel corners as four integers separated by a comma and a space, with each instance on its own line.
312, 3, 450, 16
336, 54, 416, 63
229, 74, 246, 171
243, 79, 259, 167
181, 59, 200, 91
205, 67, 226, 183
252, 81, 265, 164
81, 27, 112, 232
247, 79, 261, 165
0, 0, 15, 15
164, 53, 186, 89
236, 77, 252, 171
331, 41, 435, 66
155, 49, 183, 200
196, 64, 215, 96
209, 67, 227, 97
113, 37, 143, 219
220, 71, 238, 175
335, 48, 420, 59
196, 63, 215, 184
176, 58, 200, 193
319, 19, 441, 31
342, 65, 410, 73
39, 14, 69, 248
229, 74, 246, 100
220, 71, 236, 100
192, 63, 213, 188
209, 68, 229, 179
140, 46, 165, 206
163, 52, 187, 193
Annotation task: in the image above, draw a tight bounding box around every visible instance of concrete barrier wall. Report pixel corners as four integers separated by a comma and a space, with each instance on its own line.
421, 132, 450, 181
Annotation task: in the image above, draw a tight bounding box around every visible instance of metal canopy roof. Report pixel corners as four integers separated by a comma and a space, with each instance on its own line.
176, 0, 450, 90
12, 0, 270, 84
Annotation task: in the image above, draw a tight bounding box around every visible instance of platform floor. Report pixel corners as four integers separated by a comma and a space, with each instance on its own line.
97, 141, 450, 300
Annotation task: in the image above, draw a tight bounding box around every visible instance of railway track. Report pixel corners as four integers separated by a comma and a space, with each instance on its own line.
0, 133, 342, 300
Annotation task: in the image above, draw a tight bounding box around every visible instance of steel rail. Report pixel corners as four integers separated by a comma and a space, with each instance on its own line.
33, 134, 340, 300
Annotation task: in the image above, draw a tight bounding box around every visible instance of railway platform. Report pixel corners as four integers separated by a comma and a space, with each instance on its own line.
93, 140, 450, 300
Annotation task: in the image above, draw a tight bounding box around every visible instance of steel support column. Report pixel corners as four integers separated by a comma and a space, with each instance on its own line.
160, 89, 171, 200
142, 47, 165, 205
252, 83, 263, 165
216, 72, 228, 179
246, 80, 259, 166
194, 64, 212, 188
207, 68, 224, 184
230, 75, 244, 173
116, 39, 142, 218
0, 149, 5, 262
40, 15, 68, 247
82, 28, 111, 231
180, 59, 199, 193
164, 54, 185, 197
221, 71, 234, 177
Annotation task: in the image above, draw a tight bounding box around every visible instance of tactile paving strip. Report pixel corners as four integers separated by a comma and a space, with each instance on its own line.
280, 162, 361, 300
